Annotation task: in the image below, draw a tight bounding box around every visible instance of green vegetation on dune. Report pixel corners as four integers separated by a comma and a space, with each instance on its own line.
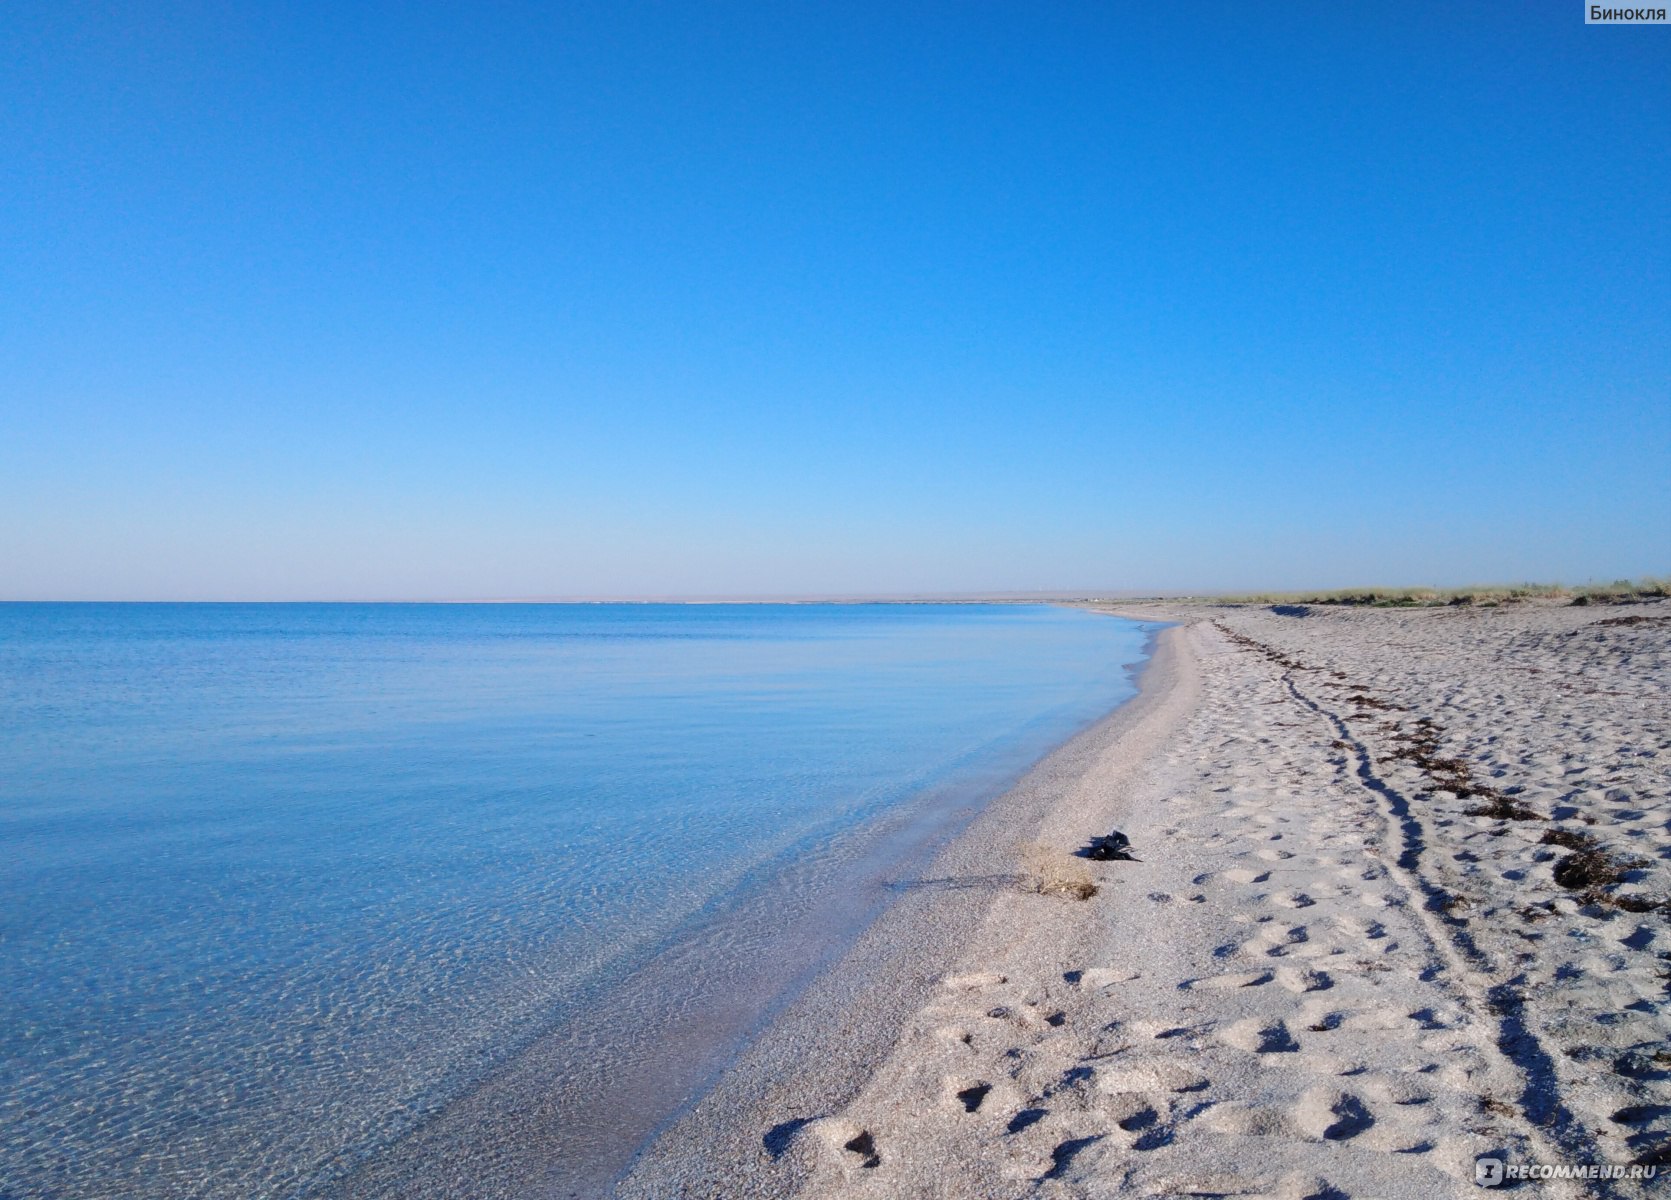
1129, 578, 1670, 609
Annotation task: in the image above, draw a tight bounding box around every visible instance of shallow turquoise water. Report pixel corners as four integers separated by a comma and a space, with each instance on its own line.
0, 602, 1152, 1197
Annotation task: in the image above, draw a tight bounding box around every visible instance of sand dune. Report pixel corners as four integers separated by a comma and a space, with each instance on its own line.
618, 600, 1669, 1199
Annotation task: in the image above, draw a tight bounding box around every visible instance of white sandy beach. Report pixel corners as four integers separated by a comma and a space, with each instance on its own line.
618, 599, 1670, 1199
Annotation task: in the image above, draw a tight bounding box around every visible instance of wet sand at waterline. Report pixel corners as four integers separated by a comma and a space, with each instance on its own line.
620, 599, 1670, 1199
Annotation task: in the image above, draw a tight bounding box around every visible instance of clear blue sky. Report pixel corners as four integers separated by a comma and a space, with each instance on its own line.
3, 2, 1667, 599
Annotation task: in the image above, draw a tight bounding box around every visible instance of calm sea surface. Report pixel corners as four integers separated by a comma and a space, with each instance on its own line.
0, 603, 1153, 1198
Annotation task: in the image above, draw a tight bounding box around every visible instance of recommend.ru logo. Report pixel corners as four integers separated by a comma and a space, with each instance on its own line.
1477, 1157, 1661, 1186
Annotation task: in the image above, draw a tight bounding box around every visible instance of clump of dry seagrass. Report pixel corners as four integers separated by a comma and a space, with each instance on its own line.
1019, 843, 1098, 901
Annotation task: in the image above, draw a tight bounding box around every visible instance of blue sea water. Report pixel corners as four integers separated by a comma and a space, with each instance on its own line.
0, 603, 1153, 1198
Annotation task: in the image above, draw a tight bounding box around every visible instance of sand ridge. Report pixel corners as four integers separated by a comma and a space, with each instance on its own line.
618, 601, 1669, 1199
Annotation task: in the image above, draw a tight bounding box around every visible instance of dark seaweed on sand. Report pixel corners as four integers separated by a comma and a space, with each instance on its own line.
1078, 830, 1137, 861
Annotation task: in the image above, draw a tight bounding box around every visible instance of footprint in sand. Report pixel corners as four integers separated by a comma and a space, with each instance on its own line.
946, 1078, 994, 1113
1250, 923, 1310, 955
1005, 1107, 1047, 1134
814, 1119, 881, 1170
1182, 970, 1274, 990
1275, 966, 1332, 992
1360, 1074, 1434, 1106
1102, 1093, 1162, 1133
1094, 1059, 1211, 1094
1222, 1017, 1301, 1054
1200, 1100, 1294, 1137
1293, 1085, 1376, 1141
1065, 967, 1140, 989
1335, 915, 1387, 939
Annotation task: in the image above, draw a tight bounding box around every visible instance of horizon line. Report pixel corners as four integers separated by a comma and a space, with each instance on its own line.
0, 591, 1157, 605
4, 577, 1664, 606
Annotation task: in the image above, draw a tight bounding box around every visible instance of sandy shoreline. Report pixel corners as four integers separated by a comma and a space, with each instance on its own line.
613, 619, 1190, 1197
617, 599, 1669, 1198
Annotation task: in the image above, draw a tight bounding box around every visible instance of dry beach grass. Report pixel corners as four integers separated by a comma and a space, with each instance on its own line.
617, 598, 1669, 1199
1019, 843, 1100, 903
